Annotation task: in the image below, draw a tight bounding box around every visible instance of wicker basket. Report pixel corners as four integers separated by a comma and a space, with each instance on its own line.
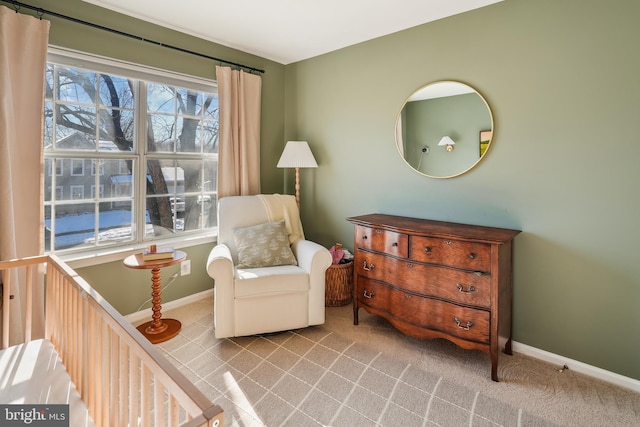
325, 261, 354, 306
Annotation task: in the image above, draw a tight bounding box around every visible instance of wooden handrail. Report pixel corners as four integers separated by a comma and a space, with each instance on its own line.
0, 255, 223, 427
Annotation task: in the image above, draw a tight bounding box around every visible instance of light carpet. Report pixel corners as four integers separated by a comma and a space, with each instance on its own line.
152, 296, 639, 426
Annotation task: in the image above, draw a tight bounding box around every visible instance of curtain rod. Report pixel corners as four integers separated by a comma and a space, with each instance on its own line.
2, 0, 265, 74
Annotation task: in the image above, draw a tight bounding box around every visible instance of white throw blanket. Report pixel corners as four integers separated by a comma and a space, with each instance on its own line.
257, 194, 305, 243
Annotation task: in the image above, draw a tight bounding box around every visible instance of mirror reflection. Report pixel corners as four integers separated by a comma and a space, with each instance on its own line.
396, 81, 493, 178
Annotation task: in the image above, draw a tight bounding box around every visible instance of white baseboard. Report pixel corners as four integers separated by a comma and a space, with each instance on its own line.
512, 341, 640, 393
124, 288, 213, 324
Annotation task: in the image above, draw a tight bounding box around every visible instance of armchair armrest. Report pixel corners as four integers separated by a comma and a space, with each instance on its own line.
206, 243, 234, 281
292, 239, 332, 326
291, 239, 332, 275
206, 243, 235, 338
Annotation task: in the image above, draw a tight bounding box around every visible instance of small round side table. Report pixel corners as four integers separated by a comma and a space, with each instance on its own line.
123, 250, 186, 344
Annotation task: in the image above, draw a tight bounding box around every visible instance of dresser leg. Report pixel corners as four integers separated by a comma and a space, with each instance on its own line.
491, 346, 500, 382
504, 337, 513, 356
353, 305, 359, 325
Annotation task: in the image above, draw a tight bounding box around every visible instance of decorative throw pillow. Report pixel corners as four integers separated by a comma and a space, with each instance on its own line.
233, 220, 298, 268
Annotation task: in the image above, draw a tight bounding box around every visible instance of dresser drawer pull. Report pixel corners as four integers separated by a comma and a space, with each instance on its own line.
424, 246, 432, 253
474, 271, 490, 277
454, 317, 473, 330
456, 284, 476, 294
392, 242, 398, 247
362, 261, 375, 271
469, 253, 476, 259
363, 290, 375, 299
445, 240, 453, 245
361, 235, 368, 240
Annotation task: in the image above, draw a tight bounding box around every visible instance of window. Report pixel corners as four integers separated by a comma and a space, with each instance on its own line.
91, 159, 104, 176
91, 184, 104, 199
44, 49, 219, 254
70, 185, 84, 200
71, 159, 85, 176
49, 160, 63, 176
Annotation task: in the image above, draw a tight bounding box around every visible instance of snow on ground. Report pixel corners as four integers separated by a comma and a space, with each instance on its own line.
46, 210, 182, 249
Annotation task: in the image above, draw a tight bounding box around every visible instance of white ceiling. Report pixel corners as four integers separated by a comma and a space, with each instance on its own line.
82, 0, 502, 65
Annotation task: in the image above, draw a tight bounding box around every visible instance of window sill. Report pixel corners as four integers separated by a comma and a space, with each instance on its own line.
62, 232, 217, 269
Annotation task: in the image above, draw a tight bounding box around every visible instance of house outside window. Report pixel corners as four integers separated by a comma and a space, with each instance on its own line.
118, 160, 128, 175
44, 49, 219, 254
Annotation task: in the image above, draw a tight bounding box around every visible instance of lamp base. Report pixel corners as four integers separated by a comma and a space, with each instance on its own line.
294, 167, 301, 207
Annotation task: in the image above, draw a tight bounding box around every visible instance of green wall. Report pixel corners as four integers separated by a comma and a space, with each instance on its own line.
285, 0, 640, 380
78, 244, 214, 315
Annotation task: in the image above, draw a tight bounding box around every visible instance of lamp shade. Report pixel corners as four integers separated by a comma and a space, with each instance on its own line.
438, 136, 455, 147
277, 141, 318, 168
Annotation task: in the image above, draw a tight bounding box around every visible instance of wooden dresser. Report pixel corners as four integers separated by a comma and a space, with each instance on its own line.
347, 214, 521, 381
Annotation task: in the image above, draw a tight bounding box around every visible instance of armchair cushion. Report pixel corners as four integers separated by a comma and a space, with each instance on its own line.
235, 265, 308, 298
233, 220, 298, 268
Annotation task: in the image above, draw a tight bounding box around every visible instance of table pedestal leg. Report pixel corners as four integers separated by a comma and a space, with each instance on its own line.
136, 266, 181, 344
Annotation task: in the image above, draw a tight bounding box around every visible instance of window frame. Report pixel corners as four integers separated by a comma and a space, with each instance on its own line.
46, 47, 218, 266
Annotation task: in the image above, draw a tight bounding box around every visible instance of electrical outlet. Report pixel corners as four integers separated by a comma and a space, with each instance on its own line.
180, 259, 191, 276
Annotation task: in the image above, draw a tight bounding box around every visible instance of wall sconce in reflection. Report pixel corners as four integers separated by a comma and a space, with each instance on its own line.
438, 136, 456, 152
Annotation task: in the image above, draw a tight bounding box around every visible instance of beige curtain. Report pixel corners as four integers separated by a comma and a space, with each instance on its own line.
216, 65, 262, 198
0, 6, 50, 344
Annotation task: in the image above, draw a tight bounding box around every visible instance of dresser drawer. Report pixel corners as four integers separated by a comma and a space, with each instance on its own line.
355, 250, 491, 308
410, 236, 491, 272
355, 225, 408, 258
356, 278, 490, 344
354, 249, 400, 282
398, 261, 491, 308
355, 226, 409, 258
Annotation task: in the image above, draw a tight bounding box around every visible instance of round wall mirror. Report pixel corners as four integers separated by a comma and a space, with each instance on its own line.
395, 81, 494, 178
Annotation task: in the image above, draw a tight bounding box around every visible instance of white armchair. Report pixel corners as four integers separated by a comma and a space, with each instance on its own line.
206, 194, 332, 338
